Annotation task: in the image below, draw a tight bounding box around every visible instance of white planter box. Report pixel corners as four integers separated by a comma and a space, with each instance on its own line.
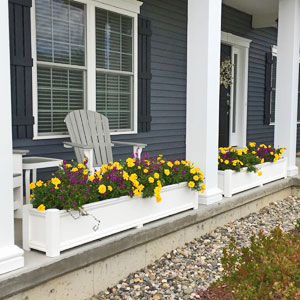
23, 182, 198, 257
218, 157, 287, 198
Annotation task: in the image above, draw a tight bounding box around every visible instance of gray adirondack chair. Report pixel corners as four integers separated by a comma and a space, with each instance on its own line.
63, 110, 147, 170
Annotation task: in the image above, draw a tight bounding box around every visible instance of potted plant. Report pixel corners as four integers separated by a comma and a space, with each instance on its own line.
218, 143, 287, 197
23, 154, 205, 257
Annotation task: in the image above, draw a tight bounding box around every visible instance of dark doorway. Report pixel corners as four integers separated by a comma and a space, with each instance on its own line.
219, 44, 231, 147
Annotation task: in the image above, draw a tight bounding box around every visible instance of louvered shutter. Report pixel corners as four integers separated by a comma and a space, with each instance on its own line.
264, 52, 273, 125
138, 16, 152, 132
9, 0, 34, 139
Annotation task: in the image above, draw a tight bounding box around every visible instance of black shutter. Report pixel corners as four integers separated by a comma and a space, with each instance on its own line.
138, 16, 152, 132
9, 0, 34, 139
264, 52, 273, 125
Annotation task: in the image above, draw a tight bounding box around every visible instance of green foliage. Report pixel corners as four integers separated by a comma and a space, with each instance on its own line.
216, 227, 300, 300
30, 154, 204, 211
218, 142, 285, 174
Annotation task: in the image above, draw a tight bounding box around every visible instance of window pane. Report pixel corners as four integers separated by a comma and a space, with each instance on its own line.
36, 0, 86, 66
37, 66, 85, 134
96, 72, 132, 130
95, 8, 133, 72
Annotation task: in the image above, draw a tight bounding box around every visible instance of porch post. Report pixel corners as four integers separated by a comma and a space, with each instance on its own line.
186, 0, 222, 204
274, 0, 300, 176
0, 1, 24, 274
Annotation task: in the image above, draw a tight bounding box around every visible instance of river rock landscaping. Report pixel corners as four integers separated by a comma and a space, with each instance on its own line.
89, 196, 300, 300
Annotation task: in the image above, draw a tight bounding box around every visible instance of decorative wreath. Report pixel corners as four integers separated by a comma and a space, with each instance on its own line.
220, 56, 233, 89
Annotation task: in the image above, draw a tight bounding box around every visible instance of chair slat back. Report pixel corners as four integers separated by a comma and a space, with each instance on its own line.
65, 110, 113, 167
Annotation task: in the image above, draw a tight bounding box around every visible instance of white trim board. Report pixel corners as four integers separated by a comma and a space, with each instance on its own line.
221, 31, 251, 148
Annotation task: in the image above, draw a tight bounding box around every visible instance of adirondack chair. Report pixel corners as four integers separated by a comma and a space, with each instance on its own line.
63, 110, 147, 170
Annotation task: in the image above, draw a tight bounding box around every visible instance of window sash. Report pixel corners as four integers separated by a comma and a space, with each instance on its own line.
32, 0, 139, 138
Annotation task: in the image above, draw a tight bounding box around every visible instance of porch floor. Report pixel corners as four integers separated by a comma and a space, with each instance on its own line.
1, 174, 300, 300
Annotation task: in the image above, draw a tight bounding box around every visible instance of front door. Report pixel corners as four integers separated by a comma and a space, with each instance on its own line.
219, 44, 231, 147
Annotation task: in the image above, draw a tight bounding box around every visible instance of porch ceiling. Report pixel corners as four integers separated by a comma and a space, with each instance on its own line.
223, 0, 279, 28
223, 0, 279, 15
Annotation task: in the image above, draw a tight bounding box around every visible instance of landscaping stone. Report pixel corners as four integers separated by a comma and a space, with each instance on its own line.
89, 196, 300, 300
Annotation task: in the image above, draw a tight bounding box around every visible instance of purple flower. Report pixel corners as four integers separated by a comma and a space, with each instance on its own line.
73, 201, 77, 207
63, 160, 67, 164
59, 195, 64, 200
50, 188, 54, 192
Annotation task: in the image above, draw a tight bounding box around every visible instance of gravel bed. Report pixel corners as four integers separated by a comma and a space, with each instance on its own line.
90, 196, 300, 300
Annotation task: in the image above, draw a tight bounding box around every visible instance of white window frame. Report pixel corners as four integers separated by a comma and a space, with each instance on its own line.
31, 0, 142, 140
270, 45, 300, 125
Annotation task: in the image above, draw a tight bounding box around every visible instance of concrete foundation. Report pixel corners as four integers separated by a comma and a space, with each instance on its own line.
1, 176, 299, 300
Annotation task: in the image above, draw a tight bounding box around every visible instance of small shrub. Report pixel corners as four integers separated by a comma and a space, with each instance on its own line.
216, 227, 300, 300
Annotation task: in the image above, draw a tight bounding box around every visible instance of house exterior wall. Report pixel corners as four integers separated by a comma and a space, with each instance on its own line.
222, 5, 300, 150
12, 0, 188, 180
11, 2, 300, 180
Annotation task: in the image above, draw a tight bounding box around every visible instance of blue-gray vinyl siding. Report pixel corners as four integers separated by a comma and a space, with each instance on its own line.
13, 0, 188, 180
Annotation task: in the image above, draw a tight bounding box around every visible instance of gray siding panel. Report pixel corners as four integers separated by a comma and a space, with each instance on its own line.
13, 0, 188, 180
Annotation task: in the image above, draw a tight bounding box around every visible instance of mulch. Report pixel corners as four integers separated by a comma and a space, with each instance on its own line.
197, 285, 234, 300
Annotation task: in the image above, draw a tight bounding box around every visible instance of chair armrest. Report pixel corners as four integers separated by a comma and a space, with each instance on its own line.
111, 141, 147, 148
63, 141, 94, 149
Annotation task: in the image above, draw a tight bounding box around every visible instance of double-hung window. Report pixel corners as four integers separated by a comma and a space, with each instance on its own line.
270, 47, 300, 123
32, 0, 140, 138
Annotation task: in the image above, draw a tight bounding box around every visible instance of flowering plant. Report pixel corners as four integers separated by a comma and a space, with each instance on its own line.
218, 142, 286, 174
30, 154, 205, 212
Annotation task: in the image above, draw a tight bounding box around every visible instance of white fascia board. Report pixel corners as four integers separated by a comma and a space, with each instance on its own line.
94, 0, 143, 14
221, 32, 252, 48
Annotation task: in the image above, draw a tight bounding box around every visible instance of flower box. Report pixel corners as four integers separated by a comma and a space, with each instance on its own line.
23, 182, 198, 257
218, 157, 287, 198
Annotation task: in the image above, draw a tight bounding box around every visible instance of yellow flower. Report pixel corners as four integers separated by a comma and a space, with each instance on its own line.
225, 160, 229, 165
98, 184, 107, 194
126, 158, 135, 168
155, 194, 162, 203
51, 177, 61, 187
252, 151, 256, 154
133, 189, 141, 196
157, 180, 162, 187
148, 177, 154, 183
190, 168, 196, 174
201, 183, 205, 190
237, 150, 243, 156
249, 142, 256, 147
188, 181, 195, 188
129, 173, 138, 182
154, 173, 160, 179
181, 160, 187, 165
83, 158, 88, 163
258, 171, 262, 176
261, 158, 264, 164
167, 161, 173, 168
83, 169, 88, 175
164, 169, 170, 176
123, 171, 129, 181
36, 180, 43, 187
160, 160, 165, 164
137, 184, 144, 192
29, 182, 36, 190
143, 169, 149, 174
29, 194, 33, 200
280, 148, 284, 154
193, 175, 199, 181
154, 186, 161, 195
174, 160, 180, 165
132, 180, 139, 188
65, 164, 72, 168
37, 204, 46, 211
270, 152, 274, 155
71, 167, 78, 172
88, 175, 95, 182
108, 186, 113, 192
78, 163, 85, 169
138, 166, 141, 169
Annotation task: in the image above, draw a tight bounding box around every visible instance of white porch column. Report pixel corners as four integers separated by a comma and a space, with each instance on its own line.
274, 0, 300, 177
0, 1, 24, 274
186, 0, 223, 204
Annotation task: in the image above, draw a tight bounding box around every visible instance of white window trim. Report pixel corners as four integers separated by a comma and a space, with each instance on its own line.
31, 0, 142, 140
269, 45, 300, 126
